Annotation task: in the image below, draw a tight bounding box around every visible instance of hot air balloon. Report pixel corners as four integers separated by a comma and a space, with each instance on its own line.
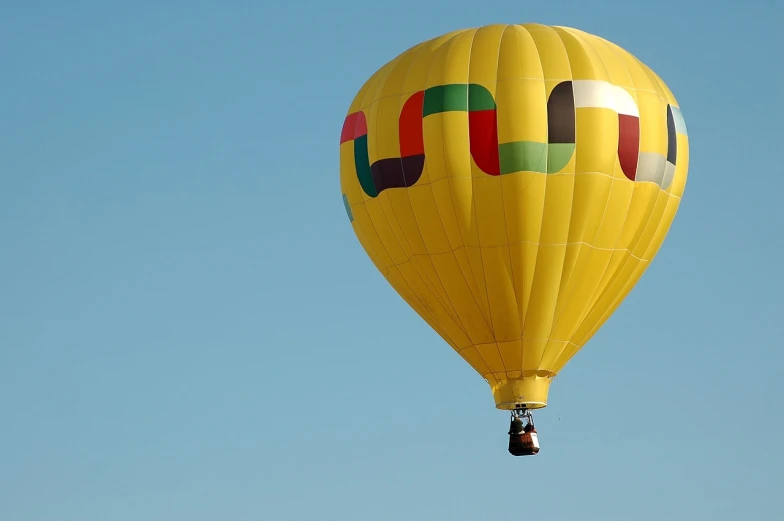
338, 23, 688, 456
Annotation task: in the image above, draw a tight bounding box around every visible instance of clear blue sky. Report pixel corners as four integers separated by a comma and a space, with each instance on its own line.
1, 1, 782, 520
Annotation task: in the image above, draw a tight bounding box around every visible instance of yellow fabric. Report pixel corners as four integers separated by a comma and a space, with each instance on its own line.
339, 24, 688, 409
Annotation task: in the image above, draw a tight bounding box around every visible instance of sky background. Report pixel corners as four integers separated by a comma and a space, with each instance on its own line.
1, 1, 782, 520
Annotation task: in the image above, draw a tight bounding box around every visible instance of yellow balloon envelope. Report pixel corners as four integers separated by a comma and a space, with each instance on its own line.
339, 24, 688, 411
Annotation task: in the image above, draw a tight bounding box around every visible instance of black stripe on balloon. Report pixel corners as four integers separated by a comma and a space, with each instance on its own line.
547, 81, 576, 144
666, 104, 677, 165
370, 155, 426, 193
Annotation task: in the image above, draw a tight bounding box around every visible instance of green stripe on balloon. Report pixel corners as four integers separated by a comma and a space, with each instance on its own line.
352, 134, 375, 197
499, 142, 576, 175
422, 84, 496, 116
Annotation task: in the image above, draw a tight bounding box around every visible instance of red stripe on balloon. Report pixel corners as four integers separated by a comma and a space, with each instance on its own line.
617, 114, 639, 180
399, 91, 425, 157
468, 109, 500, 176
340, 112, 368, 144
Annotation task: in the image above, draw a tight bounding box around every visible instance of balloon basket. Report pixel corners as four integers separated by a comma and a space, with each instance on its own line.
508, 409, 540, 457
